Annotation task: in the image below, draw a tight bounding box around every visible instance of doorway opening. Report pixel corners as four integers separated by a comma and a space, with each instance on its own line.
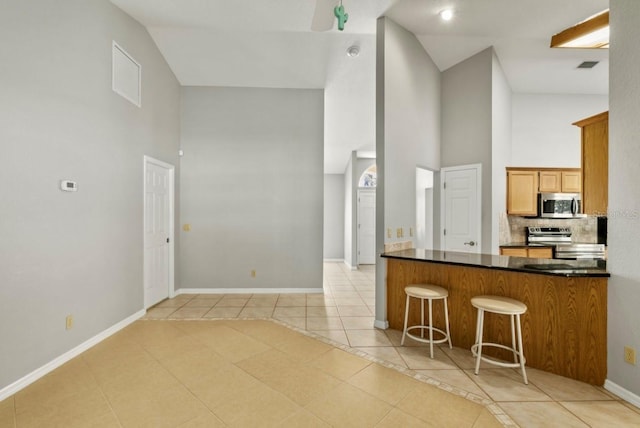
357, 165, 377, 266
416, 167, 435, 250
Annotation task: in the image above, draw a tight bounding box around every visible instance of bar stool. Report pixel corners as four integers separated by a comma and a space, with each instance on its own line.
401, 284, 452, 358
471, 295, 528, 384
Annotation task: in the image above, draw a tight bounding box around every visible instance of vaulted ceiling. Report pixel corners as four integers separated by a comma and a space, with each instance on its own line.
111, 0, 609, 173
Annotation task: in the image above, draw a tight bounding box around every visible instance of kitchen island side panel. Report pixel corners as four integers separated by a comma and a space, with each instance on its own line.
386, 258, 607, 385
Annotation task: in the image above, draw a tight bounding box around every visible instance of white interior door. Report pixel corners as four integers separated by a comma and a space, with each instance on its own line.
441, 164, 481, 253
144, 156, 174, 308
357, 190, 376, 265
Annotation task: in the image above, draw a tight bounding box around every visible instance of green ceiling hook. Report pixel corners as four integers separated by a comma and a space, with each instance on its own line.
334, 1, 348, 31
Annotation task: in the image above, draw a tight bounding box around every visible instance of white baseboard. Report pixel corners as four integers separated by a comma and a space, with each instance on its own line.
374, 319, 389, 329
176, 288, 325, 295
604, 379, 640, 408
323, 258, 344, 263
344, 261, 357, 271
0, 309, 146, 402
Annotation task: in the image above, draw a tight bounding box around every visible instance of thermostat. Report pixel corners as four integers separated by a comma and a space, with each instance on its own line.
60, 180, 78, 192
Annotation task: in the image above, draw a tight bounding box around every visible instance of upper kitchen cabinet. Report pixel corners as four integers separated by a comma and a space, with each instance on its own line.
507, 169, 539, 215
561, 170, 582, 193
574, 112, 608, 215
507, 167, 581, 215
539, 170, 582, 193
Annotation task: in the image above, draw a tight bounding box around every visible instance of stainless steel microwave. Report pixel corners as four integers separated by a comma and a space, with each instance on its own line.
538, 193, 585, 218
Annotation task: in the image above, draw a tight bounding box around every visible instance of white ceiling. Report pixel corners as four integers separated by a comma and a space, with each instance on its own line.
110, 0, 609, 173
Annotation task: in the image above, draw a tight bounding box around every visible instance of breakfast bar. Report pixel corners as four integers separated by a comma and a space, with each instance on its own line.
381, 249, 609, 385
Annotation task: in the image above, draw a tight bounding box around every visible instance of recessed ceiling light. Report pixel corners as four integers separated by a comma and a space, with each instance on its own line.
440, 9, 454, 21
346, 45, 360, 57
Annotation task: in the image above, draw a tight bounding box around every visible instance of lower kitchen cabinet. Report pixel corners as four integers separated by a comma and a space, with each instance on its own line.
500, 247, 553, 259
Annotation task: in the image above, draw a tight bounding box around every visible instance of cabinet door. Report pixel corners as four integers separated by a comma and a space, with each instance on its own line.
582, 120, 608, 215
539, 171, 561, 192
500, 248, 528, 257
507, 171, 539, 216
561, 171, 582, 193
527, 247, 553, 259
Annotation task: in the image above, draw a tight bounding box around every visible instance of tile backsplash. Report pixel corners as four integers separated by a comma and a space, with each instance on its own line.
499, 213, 597, 244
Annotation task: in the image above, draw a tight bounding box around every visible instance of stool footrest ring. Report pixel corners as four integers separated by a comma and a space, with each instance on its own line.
406, 326, 450, 345
471, 343, 526, 368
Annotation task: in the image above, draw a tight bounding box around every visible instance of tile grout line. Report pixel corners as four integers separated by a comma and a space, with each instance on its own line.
144, 263, 635, 427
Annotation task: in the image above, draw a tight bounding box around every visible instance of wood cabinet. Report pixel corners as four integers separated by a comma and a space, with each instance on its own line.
537, 170, 582, 193
538, 171, 561, 192
385, 258, 608, 385
506, 167, 581, 215
507, 170, 538, 215
574, 112, 608, 215
500, 247, 553, 259
561, 170, 582, 192
500, 247, 528, 257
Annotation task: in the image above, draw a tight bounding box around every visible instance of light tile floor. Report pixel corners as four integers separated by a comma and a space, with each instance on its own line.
141, 262, 640, 428
2, 320, 502, 427
3, 263, 639, 427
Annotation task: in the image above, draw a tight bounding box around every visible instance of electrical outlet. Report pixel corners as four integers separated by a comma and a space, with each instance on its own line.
251, 270, 256, 278
387, 228, 392, 238
410, 227, 414, 237
66, 315, 73, 330
624, 346, 636, 365
397, 228, 402, 238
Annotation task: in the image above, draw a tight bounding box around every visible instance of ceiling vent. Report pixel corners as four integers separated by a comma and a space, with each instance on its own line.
577, 61, 599, 69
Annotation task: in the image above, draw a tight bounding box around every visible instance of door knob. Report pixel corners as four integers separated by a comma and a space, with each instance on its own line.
464, 241, 476, 246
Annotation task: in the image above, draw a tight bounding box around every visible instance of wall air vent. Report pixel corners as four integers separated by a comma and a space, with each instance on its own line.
577, 61, 599, 69
112, 41, 141, 107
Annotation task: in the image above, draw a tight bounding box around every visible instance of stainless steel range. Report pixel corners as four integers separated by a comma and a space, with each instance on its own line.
526, 227, 606, 260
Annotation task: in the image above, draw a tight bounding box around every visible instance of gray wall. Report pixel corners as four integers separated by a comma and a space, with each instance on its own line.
323, 174, 345, 260
382, 19, 441, 243
491, 53, 512, 254
442, 48, 511, 254
343, 153, 355, 268
0, 0, 181, 391
376, 17, 441, 326
179, 87, 324, 290
608, 0, 640, 399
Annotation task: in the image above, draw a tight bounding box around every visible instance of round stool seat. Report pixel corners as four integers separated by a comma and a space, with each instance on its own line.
471, 295, 526, 315
471, 295, 528, 384
401, 284, 452, 359
405, 284, 448, 299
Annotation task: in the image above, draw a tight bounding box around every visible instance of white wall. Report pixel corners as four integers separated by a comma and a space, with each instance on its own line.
441, 48, 494, 254
0, 0, 181, 391
607, 0, 640, 401
511, 93, 608, 167
376, 17, 441, 326
179, 87, 324, 291
323, 174, 345, 260
324, 36, 376, 174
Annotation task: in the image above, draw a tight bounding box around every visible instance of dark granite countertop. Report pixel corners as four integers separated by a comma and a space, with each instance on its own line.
381, 249, 609, 277
499, 242, 555, 248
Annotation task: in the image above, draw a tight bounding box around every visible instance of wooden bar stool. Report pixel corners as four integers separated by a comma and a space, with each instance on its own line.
401, 284, 452, 358
471, 295, 528, 384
